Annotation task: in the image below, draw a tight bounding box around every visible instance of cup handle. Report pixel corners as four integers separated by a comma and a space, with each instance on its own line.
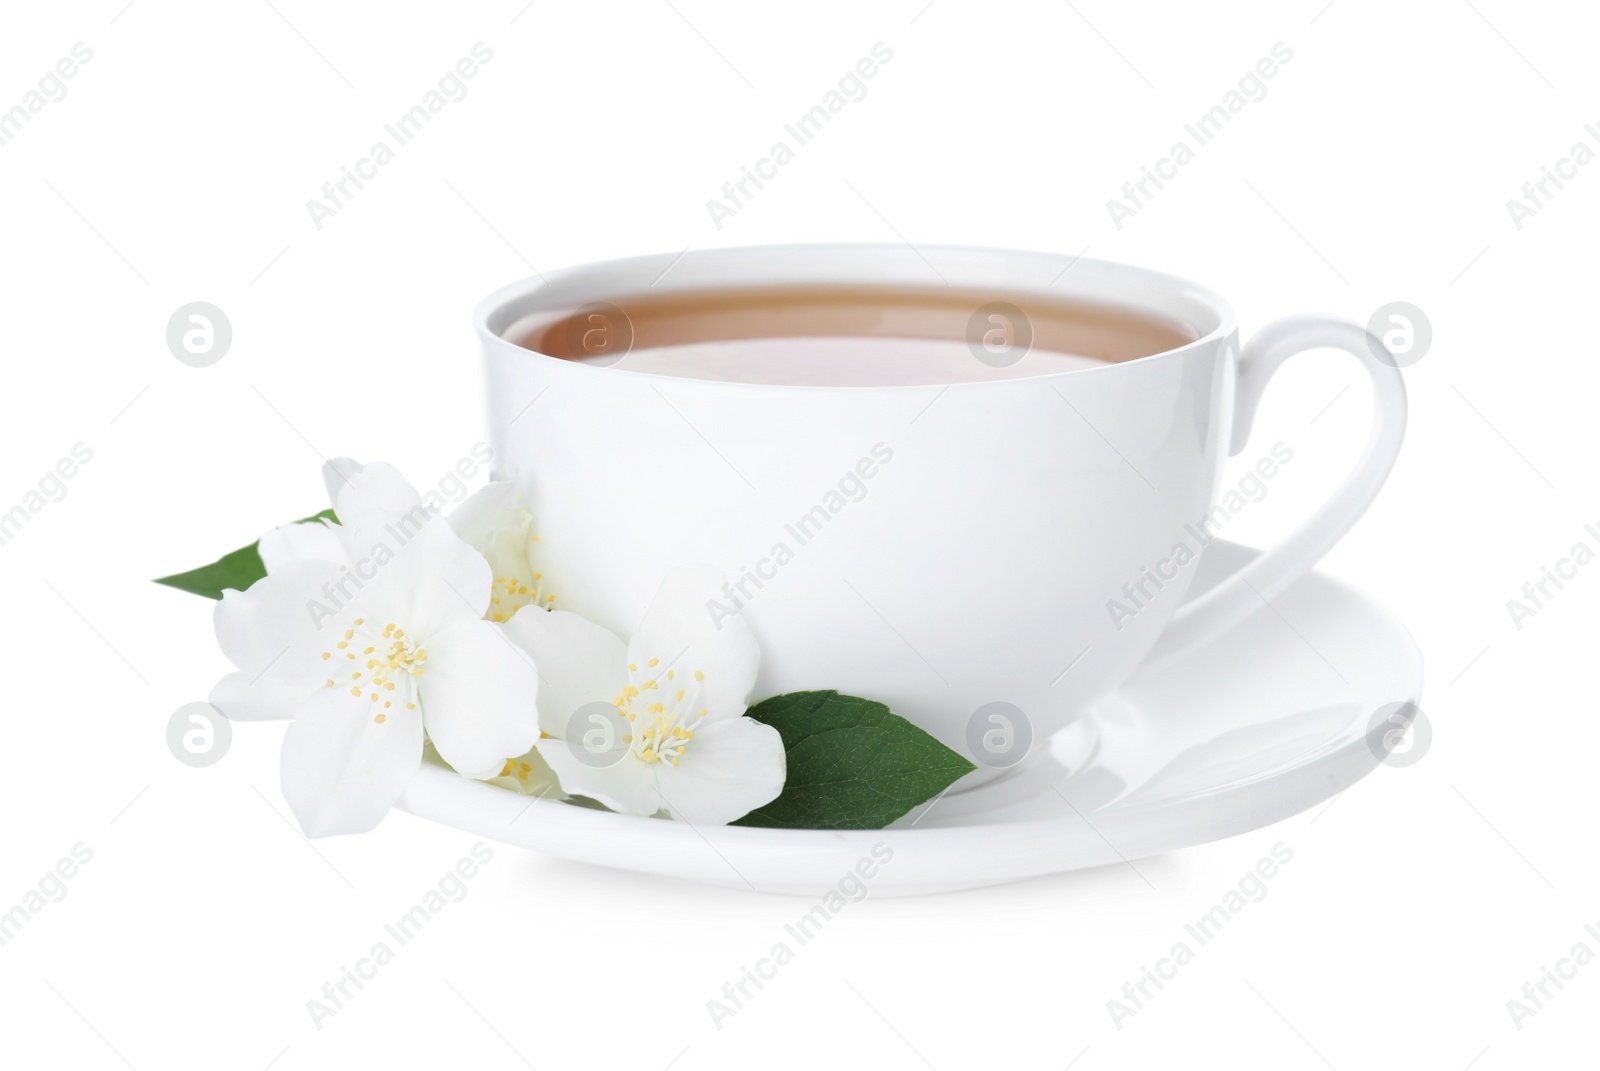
1147, 314, 1407, 664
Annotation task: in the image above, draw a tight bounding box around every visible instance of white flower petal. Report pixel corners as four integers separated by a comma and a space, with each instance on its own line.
654, 716, 786, 825
449, 481, 549, 621
630, 565, 759, 723
208, 671, 307, 722
328, 462, 437, 576
258, 518, 347, 573
214, 558, 352, 685
349, 517, 493, 642
448, 480, 522, 548
329, 460, 422, 531
418, 620, 541, 779
321, 457, 365, 508
502, 609, 627, 736
280, 684, 424, 837
536, 741, 663, 817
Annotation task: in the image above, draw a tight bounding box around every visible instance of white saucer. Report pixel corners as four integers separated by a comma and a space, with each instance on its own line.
397, 541, 1423, 896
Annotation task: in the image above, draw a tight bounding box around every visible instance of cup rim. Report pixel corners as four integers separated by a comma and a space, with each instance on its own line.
473, 242, 1238, 392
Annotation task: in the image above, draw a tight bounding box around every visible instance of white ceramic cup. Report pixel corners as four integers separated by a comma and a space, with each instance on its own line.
476, 244, 1406, 779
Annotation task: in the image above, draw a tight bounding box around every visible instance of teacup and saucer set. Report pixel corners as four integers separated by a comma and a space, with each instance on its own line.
178, 243, 1419, 896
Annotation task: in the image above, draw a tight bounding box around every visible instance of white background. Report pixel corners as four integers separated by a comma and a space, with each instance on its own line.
0, 0, 1594, 1067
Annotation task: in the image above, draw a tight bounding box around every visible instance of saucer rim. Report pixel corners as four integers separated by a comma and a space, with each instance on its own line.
395, 546, 1422, 892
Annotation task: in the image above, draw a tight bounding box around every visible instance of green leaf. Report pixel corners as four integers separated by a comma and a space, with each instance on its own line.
153, 509, 337, 600
733, 690, 976, 830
